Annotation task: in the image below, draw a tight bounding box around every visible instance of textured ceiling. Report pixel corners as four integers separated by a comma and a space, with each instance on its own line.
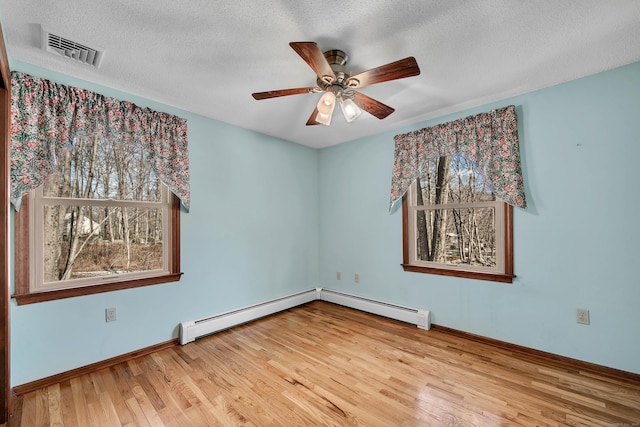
1, 0, 639, 149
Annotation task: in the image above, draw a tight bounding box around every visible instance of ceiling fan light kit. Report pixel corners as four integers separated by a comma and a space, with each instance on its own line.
251, 42, 420, 127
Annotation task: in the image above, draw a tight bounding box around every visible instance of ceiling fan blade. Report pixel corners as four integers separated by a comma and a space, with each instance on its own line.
305, 108, 322, 126
352, 91, 395, 119
290, 42, 337, 84
252, 87, 320, 100
345, 57, 420, 89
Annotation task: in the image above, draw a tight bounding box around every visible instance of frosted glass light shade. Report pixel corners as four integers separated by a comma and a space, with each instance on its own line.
315, 92, 336, 125
340, 98, 362, 122
314, 111, 333, 125
317, 92, 336, 114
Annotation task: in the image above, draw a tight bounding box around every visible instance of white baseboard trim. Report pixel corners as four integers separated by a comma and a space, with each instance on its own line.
179, 287, 430, 345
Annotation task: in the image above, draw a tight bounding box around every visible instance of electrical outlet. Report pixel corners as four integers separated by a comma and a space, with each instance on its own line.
106, 307, 117, 322
576, 308, 590, 325
336, 272, 341, 280
354, 273, 360, 283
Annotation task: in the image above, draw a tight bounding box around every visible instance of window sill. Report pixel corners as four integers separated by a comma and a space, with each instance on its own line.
401, 264, 514, 284
12, 272, 183, 305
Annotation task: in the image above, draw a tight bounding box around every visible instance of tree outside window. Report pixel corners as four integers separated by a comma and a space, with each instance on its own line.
403, 155, 514, 283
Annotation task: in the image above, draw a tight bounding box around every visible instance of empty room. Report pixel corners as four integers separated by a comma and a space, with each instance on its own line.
0, 1, 639, 426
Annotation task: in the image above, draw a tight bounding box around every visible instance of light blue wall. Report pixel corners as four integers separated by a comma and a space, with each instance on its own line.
318, 61, 640, 374
10, 61, 320, 386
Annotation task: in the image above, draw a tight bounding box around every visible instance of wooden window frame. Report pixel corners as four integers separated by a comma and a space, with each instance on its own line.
401, 193, 515, 284
13, 193, 182, 305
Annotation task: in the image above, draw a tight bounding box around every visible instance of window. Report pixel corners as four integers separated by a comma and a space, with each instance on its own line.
391, 105, 523, 282
402, 155, 514, 283
13, 136, 182, 305
10, 72, 189, 305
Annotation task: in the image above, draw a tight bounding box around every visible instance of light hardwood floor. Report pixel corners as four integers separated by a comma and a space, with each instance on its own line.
11, 301, 640, 426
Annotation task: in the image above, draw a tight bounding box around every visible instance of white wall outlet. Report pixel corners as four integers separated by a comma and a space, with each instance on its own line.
106, 307, 117, 322
336, 272, 341, 280
576, 308, 590, 325
354, 273, 360, 283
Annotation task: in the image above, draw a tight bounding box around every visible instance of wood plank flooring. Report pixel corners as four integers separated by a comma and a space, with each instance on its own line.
11, 301, 640, 426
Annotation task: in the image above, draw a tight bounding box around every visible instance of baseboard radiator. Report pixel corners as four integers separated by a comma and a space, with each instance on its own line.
179, 289, 319, 345
319, 288, 430, 330
179, 287, 430, 345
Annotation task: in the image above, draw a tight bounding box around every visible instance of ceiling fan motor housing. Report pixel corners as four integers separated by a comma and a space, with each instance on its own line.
320, 49, 349, 85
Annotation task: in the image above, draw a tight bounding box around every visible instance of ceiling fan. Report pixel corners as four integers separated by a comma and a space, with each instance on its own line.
251, 42, 421, 126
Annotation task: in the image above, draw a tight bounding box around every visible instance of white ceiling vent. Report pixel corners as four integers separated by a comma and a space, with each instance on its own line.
41, 28, 104, 68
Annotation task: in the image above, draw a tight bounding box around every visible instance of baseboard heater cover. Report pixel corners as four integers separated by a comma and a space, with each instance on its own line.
319, 289, 430, 330
179, 287, 429, 345
179, 288, 319, 345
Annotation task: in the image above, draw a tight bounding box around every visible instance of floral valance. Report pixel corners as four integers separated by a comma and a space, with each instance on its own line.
10, 71, 190, 211
390, 105, 526, 210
